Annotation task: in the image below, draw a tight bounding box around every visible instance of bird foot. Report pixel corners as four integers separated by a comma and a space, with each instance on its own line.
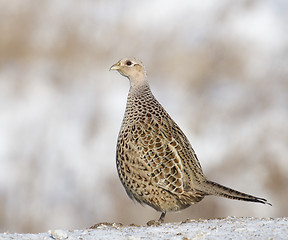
146, 212, 166, 226
146, 219, 161, 226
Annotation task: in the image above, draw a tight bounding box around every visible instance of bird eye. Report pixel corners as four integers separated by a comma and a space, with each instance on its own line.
126, 61, 132, 66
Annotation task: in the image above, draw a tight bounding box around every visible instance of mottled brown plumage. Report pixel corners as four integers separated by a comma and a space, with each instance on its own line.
110, 58, 271, 223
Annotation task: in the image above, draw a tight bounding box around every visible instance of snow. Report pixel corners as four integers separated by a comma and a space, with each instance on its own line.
1, 217, 287, 240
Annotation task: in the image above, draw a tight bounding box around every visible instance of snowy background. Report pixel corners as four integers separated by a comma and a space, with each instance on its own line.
0, 0, 287, 233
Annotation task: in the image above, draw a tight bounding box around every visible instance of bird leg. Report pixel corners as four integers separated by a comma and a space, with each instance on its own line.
158, 212, 166, 223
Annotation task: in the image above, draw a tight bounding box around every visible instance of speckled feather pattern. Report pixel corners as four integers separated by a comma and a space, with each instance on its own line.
116, 84, 205, 212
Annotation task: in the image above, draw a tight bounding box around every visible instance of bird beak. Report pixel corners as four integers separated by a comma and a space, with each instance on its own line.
109, 61, 121, 71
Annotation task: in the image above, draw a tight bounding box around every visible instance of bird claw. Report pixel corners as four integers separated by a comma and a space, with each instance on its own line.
146, 219, 161, 226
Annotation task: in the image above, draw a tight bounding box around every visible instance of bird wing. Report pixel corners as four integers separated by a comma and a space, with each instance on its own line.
126, 115, 186, 196
117, 108, 206, 202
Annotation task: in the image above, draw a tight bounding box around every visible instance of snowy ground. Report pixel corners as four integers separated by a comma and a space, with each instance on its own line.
1, 217, 287, 240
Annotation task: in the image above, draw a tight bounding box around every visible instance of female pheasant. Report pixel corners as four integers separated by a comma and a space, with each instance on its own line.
110, 58, 271, 223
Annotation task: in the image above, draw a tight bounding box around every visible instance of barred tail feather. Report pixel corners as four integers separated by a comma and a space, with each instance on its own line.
202, 180, 272, 206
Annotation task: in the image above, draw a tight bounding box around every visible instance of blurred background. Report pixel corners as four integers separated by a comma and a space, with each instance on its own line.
0, 0, 287, 233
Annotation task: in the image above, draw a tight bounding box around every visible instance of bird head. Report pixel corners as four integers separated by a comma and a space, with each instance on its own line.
110, 58, 146, 80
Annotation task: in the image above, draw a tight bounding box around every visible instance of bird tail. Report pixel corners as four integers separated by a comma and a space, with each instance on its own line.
200, 180, 271, 205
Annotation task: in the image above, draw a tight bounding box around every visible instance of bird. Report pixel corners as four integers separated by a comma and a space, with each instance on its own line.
109, 57, 271, 223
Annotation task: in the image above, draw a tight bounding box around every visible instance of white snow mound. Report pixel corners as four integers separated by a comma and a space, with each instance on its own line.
1, 217, 287, 240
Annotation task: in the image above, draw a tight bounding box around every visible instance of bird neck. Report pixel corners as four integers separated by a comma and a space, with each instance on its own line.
128, 80, 152, 99
128, 71, 148, 88
128, 72, 152, 96
125, 83, 154, 121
